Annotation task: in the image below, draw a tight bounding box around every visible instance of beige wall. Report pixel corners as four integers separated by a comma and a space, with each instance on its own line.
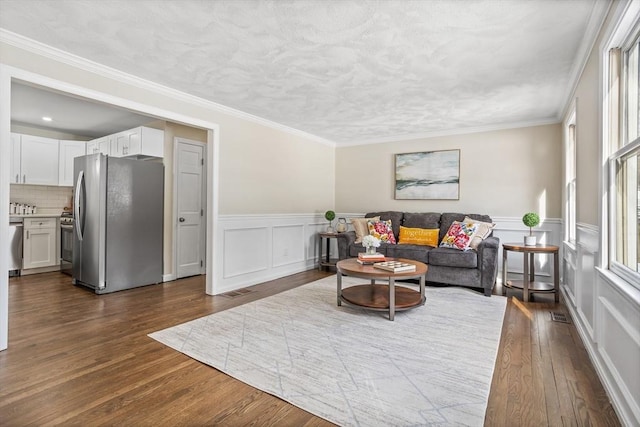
336, 124, 562, 219
568, 14, 604, 227
217, 113, 334, 214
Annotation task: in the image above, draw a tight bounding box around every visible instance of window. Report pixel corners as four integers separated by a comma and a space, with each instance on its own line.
565, 113, 577, 244
608, 27, 640, 285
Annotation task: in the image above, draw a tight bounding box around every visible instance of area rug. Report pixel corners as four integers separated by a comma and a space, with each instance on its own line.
149, 276, 507, 426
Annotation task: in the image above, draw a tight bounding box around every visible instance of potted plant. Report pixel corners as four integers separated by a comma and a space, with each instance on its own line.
325, 210, 336, 232
522, 212, 540, 246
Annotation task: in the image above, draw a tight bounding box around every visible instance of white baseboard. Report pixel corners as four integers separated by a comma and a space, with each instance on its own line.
162, 273, 176, 282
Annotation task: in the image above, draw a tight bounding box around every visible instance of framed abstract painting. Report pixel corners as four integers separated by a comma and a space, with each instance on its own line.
395, 149, 460, 200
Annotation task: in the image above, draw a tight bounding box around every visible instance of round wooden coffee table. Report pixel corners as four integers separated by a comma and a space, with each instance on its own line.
336, 258, 428, 321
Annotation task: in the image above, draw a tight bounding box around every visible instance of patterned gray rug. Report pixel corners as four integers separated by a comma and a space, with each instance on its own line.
149, 276, 507, 426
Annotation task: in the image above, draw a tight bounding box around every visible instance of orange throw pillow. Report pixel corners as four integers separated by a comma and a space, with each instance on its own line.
398, 226, 439, 246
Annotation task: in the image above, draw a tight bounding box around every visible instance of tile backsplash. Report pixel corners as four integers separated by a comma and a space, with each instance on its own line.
10, 184, 72, 212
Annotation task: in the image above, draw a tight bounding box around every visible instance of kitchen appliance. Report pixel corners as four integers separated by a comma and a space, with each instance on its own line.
73, 154, 163, 293
9, 217, 23, 277
60, 212, 73, 276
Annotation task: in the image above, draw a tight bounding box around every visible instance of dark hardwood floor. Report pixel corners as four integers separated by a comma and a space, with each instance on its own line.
0, 271, 620, 426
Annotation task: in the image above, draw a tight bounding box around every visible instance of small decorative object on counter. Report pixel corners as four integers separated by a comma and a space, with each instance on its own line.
336, 217, 347, 233
325, 210, 336, 233
362, 234, 381, 255
522, 212, 540, 246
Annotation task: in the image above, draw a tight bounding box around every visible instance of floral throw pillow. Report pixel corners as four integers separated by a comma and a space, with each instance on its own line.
367, 219, 397, 244
439, 221, 478, 251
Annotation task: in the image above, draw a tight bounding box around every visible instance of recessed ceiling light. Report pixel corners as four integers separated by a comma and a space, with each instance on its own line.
42, 116, 52, 122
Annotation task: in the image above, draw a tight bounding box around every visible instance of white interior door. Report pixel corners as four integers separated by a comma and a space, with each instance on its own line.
175, 138, 206, 278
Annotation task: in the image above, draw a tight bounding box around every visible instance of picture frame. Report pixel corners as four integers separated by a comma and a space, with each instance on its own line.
394, 149, 460, 200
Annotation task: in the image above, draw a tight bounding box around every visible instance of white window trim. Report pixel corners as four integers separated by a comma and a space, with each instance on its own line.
600, 0, 640, 288
564, 103, 577, 245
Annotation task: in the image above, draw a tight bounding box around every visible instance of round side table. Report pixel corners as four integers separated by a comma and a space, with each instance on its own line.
502, 242, 559, 302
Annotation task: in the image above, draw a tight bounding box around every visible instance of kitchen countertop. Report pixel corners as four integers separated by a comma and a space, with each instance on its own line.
10, 213, 62, 219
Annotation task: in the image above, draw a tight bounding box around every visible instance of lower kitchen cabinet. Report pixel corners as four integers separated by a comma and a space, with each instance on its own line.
23, 217, 58, 270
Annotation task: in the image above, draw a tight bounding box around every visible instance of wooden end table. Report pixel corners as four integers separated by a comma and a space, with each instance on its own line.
317, 232, 339, 271
336, 258, 428, 321
502, 242, 559, 302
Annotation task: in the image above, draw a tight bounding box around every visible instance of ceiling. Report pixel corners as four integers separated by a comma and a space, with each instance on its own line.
11, 83, 158, 138
0, 0, 606, 145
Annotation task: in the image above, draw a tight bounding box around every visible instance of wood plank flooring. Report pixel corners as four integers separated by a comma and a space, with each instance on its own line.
0, 271, 620, 426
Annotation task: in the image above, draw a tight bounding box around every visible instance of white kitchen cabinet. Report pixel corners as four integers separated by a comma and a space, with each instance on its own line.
16, 134, 59, 185
10, 133, 21, 184
86, 140, 98, 155
58, 140, 86, 186
86, 136, 113, 155
113, 126, 164, 158
23, 217, 58, 270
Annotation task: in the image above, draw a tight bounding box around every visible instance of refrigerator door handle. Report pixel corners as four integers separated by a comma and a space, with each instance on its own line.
74, 170, 84, 241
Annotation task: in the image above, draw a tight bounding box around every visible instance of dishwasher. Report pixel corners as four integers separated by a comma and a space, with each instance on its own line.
9, 217, 23, 277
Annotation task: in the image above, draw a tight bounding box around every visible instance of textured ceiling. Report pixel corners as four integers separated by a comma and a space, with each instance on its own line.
0, 0, 603, 144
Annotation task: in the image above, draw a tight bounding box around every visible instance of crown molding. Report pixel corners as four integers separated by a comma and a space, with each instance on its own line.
337, 118, 561, 147
559, 0, 612, 120
0, 29, 336, 147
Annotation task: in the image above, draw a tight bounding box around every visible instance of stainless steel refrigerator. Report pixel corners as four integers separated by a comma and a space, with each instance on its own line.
72, 154, 163, 294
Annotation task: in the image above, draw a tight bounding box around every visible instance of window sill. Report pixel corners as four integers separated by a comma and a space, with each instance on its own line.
595, 267, 640, 306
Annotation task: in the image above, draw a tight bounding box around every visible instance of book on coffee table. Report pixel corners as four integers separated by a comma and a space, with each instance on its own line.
373, 261, 417, 273
357, 258, 385, 265
358, 253, 386, 262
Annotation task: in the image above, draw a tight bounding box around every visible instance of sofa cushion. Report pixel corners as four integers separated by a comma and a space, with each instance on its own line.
440, 221, 478, 250
402, 212, 441, 229
429, 247, 478, 268
366, 211, 404, 239
439, 213, 493, 242
350, 216, 380, 243
439, 213, 467, 243
367, 219, 397, 244
386, 244, 431, 264
398, 226, 439, 246
464, 216, 496, 250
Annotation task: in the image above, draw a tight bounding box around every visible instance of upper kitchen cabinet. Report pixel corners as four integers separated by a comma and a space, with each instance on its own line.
10, 133, 21, 184
12, 134, 59, 185
113, 126, 164, 158
58, 140, 86, 186
87, 135, 113, 156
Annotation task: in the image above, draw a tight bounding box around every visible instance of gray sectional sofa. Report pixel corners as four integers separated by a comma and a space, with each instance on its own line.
336, 211, 500, 296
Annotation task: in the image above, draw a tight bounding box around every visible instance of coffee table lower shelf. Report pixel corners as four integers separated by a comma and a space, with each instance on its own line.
340, 284, 425, 310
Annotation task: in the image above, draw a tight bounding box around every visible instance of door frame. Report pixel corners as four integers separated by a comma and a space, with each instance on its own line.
173, 137, 207, 278
0, 64, 221, 351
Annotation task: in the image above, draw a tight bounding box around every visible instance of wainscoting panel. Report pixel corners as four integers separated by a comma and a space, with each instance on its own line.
223, 227, 269, 279
575, 224, 599, 340
560, 222, 640, 426
562, 243, 577, 307
595, 272, 640, 427
272, 224, 305, 268
216, 214, 327, 293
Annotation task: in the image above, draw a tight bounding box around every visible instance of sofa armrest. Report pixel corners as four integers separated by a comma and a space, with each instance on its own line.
337, 231, 356, 260
477, 236, 500, 296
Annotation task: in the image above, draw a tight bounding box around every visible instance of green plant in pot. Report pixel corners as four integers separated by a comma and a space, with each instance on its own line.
325, 210, 336, 233
522, 212, 540, 246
